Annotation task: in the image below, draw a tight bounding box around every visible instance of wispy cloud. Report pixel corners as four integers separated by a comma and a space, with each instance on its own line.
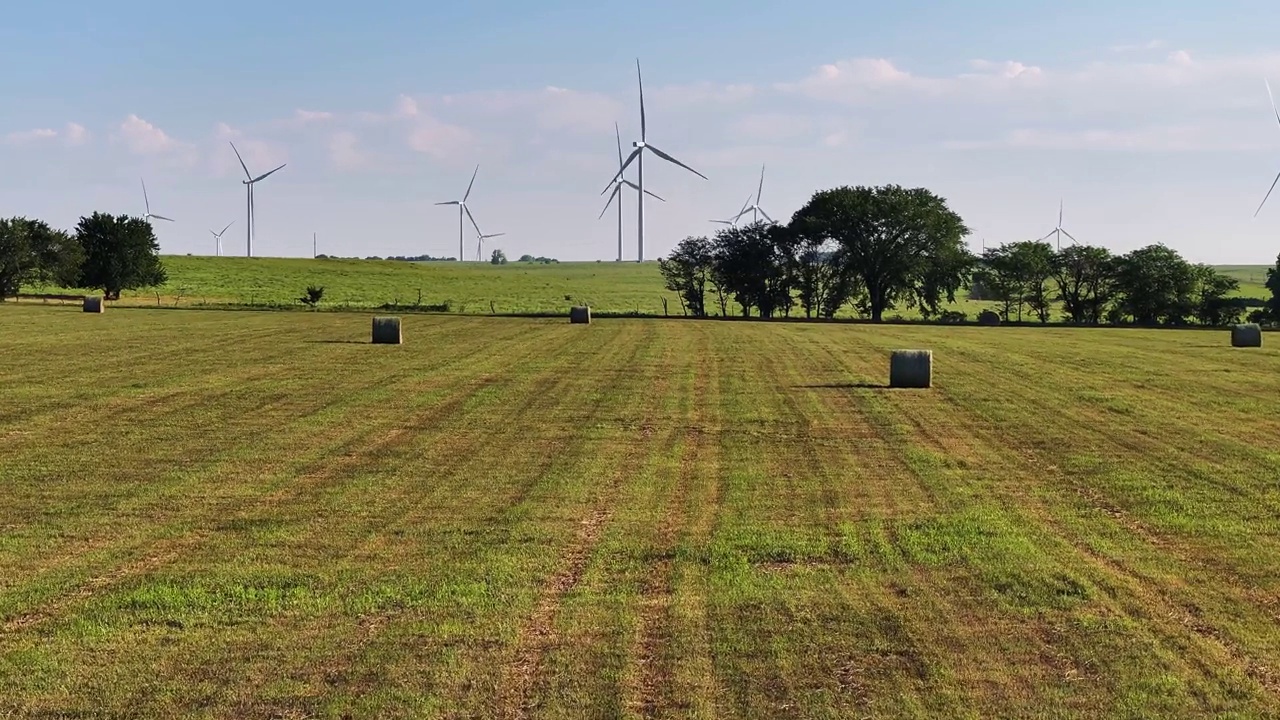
3, 122, 90, 147
327, 131, 366, 169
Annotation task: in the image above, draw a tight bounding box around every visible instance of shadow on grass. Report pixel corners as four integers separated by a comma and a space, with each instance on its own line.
307, 340, 368, 345
795, 382, 893, 390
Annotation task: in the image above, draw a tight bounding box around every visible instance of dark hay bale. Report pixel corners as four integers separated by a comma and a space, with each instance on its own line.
1232, 323, 1262, 348
889, 349, 932, 389
372, 316, 402, 344
83, 296, 104, 313
570, 306, 591, 324
978, 310, 1001, 326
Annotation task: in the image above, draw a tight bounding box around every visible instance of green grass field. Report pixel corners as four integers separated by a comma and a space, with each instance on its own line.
2, 304, 1279, 717
16, 255, 1271, 319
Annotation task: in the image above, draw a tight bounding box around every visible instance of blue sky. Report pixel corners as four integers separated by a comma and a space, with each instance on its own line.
5, 1, 1280, 264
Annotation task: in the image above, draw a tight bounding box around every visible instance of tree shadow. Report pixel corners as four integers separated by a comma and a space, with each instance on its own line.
307, 340, 367, 345
794, 382, 892, 390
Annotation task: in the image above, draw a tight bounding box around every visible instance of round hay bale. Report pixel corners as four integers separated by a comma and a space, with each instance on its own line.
978, 310, 1001, 326
889, 349, 932, 389
372, 316, 402, 344
1232, 323, 1262, 348
570, 306, 591, 324
83, 296, 104, 313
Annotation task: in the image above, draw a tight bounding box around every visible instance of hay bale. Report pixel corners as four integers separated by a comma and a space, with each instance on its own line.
889, 349, 932, 389
978, 310, 1001, 326
570, 306, 591, 324
1232, 323, 1262, 348
371, 316, 402, 344
83, 296, 104, 313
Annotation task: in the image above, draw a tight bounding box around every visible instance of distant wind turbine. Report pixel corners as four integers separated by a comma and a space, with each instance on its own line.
600, 122, 665, 262
1037, 200, 1078, 251
436, 165, 481, 262
712, 195, 754, 228
1255, 79, 1280, 217
604, 58, 707, 262
140, 179, 173, 224
475, 229, 505, 261
731, 164, 776, 225
229, 142, 286, 257
209, 221, 234, 257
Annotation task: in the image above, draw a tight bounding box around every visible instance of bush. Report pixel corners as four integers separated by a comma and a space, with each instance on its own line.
299, 285, 325, 308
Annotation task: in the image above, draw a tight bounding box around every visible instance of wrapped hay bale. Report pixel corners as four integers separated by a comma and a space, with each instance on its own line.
978, 310, 1001, 326
889, 349, 932, 389
371, 316, 402, 344
570, 306, 591, 324
83, 296, 104, 313
1232, 323, 1262, 348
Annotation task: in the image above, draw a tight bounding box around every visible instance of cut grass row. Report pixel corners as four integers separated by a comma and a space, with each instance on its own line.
1, 305, 1278, 716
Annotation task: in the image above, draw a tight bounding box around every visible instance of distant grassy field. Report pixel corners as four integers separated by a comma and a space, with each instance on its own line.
20, 255, 1265, 319
2, 304, 1279, 717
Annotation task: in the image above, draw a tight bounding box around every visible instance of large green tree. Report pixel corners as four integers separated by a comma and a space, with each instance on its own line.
1191, 264, 1243, 326
658, 235, 714, 316
709, 221, 793, 318
0, 217, 84, 299
1111, 244, 1197, 325
1267, 253, 1280, 322
789, 184, 972, 322
1051, 245, 1115, 324
74, 213, 167, 300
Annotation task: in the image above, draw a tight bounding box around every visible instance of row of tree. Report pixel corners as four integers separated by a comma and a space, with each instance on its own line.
659, 184, 1280, 325
0, 213, 166, 300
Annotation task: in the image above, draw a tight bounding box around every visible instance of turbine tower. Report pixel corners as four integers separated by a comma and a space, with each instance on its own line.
140, 179, 173, 224
731, 164, 776, 225
600, 122, 665, 262
229, 142, 286, 258
605, 59, 707, 262
436, 165, 481, 261
1037, 200, 1078, 251
1255, 79, 1280, 217
209, 221, 234, 257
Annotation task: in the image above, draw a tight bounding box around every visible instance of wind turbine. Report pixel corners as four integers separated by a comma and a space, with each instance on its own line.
209, 221, 234, 257
600, 122, 665, 262
604, 58, 707, 262
731, 164, 776, 225
436, 165, 481, 261
1037, 200, 1078, 251
1255, 79, 1280, 217
229, 142, 286, 257
711, 195, 754, 228
140, 179, 173, 224
475, 229, 505, 261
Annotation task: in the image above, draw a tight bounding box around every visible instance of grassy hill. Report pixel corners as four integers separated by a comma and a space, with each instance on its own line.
14, 255, 1274, 319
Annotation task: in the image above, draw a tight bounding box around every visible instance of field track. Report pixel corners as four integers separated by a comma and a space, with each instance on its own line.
2, 305, 1279, 717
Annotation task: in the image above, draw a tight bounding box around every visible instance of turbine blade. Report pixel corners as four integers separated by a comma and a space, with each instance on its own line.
602, 147, 642, 194
141, 178, 150, 213
1036, 230, 1057, 243
1060, 229, 1079, 244
642, 188, 666, 202
229, 141, 252, 180
1255, 170, 1280, 217
623, 179, 665, 201
615, 121, 624, 166
599, 184, 621, 219
637, 58, 646, 141
464, 204, 481, 237
220, 220, 234, 235
251, 164, 286, 183
758, 208, 774, 223
1058, 199, 1064, 227
151, 214, 174, 222
756, 164, 765, 205
436, 201, 460, 206
463, 164, 479, 202
488, 233, 506, 238
1267, 79, 1280, 128
645, 144, 708, 180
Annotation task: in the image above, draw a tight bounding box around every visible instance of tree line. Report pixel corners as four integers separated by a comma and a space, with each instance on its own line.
0, 213, 166, 301
660, 184, 1280, 326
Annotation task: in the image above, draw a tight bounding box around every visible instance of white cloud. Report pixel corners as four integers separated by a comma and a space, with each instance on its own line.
3, 128, 58, 145
63, 122, 88, 146
117, 114, 188, 155
294, 109, 333, 123
407, 115, 473, 159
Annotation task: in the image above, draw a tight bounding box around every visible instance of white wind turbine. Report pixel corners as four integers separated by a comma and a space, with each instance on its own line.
475, 229, 505, 261
209, 221, 234, 257
436, 165, 482, 262
1037, 200, 1078, 251
1254, 79, 1280, 217
229, 142, 286, 258
140, 179, 173, 224
731, 164, 776, 225
604, 58, 707, 262
600, 122, 665, 262
711, 194, 754, 228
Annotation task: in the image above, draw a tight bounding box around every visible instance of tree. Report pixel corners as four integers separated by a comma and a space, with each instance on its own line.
0, 217, 84, 299
974, 245, 1026, 321
490, 249, 507, 265
1191, 265, 1243, 326
1013, 241, 1056, 323
74, 213, 167, 301
1266, 253, 1280, 323
1111, 244, 1197, 325
789, 184, 971, 322
658, 235, 713, 316
787, 233, 860, 318
709, 221, 792, 317
1052, 245, 1115, 324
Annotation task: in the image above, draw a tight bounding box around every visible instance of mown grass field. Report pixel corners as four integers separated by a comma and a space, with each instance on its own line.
17, 255, 1271, 319
2, 305, 1279, 717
